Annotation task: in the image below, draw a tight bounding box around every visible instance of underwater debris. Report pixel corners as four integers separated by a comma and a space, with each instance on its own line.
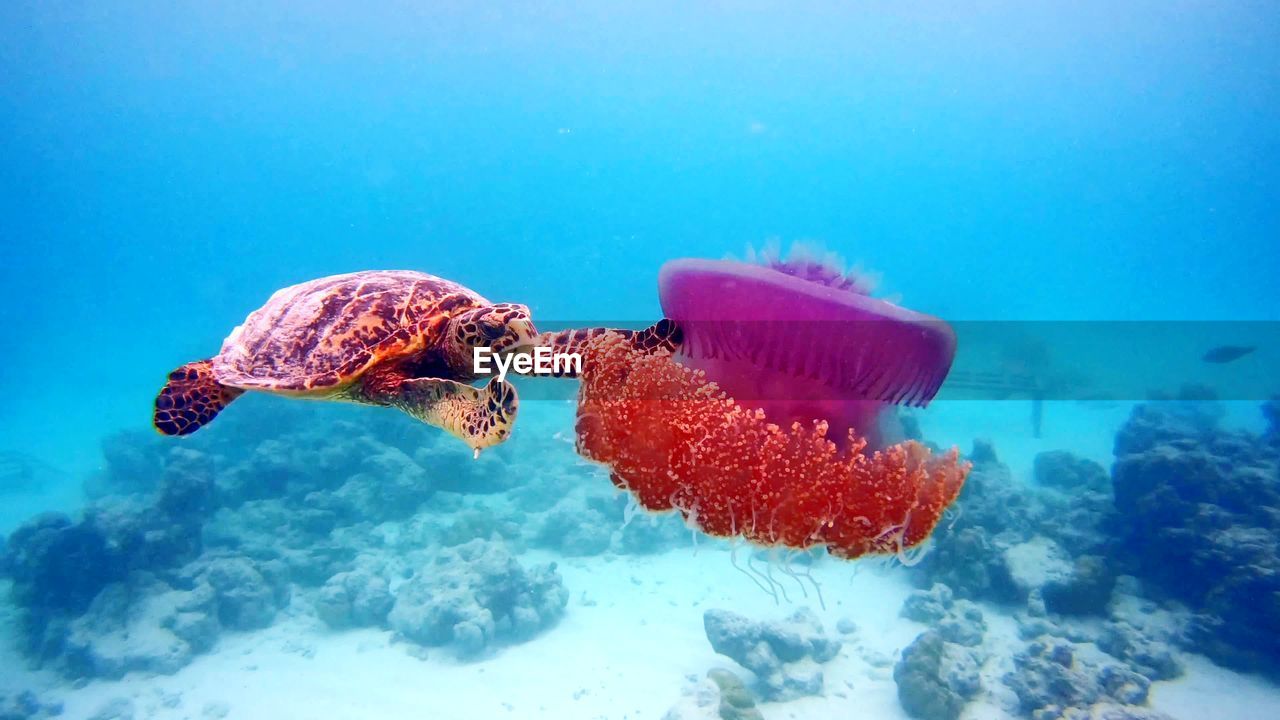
573, 333, 970, 560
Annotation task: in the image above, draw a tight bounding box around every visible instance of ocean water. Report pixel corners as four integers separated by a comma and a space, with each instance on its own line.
2, 2, 1279, 719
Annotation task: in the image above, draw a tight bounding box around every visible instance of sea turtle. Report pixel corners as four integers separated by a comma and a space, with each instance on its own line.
153, 270, 537, 456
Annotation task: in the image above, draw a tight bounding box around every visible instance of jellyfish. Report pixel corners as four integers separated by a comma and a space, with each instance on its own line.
571, 249, 968, 561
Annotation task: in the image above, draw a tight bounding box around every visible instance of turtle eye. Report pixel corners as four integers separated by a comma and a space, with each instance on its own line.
480, 321, 505, 341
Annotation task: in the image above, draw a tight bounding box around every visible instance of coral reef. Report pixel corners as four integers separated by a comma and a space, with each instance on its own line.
894, 422, 1242, 718
1111, 402, 1280, 674
662, 670, 763, 720
5, 371, 1276, 720
911, 444, 1117, 614
894, 631, 983, 720
1033, 450, 1110, 492
702, 607, 840, 700
29, 550, 291, 680
1002, 640, 1172, 720
894, 582, 988, 720
1042, 707, 1174, 720
0, 399, 604, 680
900, 583, 987, 647
532, 494, 618, 556
706, 669, 765, 720
62, 573, 219, 678
5, 448, 212, 621
314, 562, 395, 630
387, 538, 567, 658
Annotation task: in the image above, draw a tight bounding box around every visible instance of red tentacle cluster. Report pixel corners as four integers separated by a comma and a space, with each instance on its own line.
574, 333, 969, 560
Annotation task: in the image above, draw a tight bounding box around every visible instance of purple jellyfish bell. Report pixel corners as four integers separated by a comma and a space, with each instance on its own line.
658, 253, 957, 448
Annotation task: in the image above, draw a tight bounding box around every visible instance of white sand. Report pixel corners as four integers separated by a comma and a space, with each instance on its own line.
1152, 655, 1280, 720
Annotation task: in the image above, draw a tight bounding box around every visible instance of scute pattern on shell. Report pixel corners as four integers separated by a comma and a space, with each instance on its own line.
213, 270, 486, 392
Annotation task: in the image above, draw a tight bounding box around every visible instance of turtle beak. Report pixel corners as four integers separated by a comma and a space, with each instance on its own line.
501, 318, 541, 357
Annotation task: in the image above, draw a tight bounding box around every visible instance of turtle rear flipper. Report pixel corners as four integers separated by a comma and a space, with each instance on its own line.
154, 360, 244, 436
394, 377, 518, 457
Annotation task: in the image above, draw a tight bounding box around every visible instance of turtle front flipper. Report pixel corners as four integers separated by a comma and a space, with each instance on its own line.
393, 377, 518, 457
154, 360, 245, 436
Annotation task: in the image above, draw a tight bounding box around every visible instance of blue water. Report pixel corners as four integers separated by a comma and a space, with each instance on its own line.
2, 2, 1279, 718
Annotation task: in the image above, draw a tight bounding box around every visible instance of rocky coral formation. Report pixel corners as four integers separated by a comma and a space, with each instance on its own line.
1095, 623, 1181, 682
27, 550, 291, 681
387, 538, 567, 658
911, 443, 1118, 617
894, 582, 988, 720
706, 669, 764, 720
1111, 402, 1280, 675
8, 377, 1272, 720
61, 574, 215, 679
3, 451, 215, 667
702, 607, 840, 701
1034, 451, 1110, 492
901, 583, 988, 647
661, 669, 764, 720
532, 494, 618, 556
0, 400, 605, 680
5, 449, 212, 619
182, 554, 291, 631
314, 561, 395, 630
894, 631, 983, 720
1003, 640, 1172, 720
895, 423, 1235, 718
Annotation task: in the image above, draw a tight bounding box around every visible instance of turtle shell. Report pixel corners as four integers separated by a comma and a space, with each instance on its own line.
212, 270, 486, 393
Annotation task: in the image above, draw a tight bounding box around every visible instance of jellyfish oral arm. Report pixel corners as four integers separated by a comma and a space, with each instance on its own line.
573, 333, 970, 561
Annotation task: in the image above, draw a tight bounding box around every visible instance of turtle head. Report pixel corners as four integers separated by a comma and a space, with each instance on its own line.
446, 303, 539, 372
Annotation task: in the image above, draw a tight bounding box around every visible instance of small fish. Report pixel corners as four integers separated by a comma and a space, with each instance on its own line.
1202, 345, 1256, 364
